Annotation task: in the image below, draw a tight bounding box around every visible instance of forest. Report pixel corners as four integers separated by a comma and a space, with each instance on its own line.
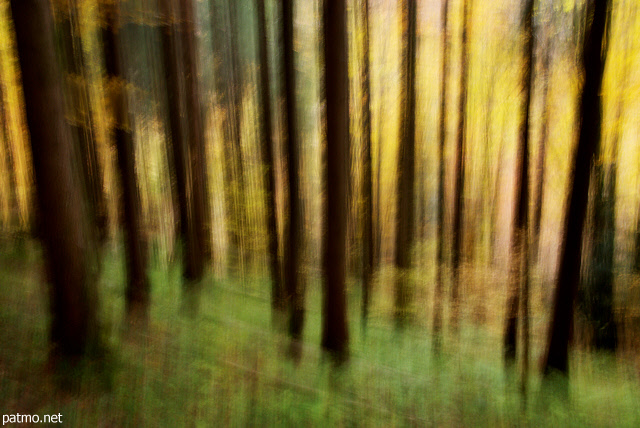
1, 0, 640, 425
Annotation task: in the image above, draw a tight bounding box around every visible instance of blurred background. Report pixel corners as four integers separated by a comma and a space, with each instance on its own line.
1, 0, 639, 425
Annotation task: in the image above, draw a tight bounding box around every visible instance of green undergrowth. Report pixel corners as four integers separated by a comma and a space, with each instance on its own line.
0, 243, 639, 427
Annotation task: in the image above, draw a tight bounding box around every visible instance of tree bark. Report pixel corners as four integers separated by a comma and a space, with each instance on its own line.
583, 135, 617, 351
226, 0, 249, 271
55, 2, 108, 245
282, 0, 305, 357
256, 0, 284, 315
532, 42, 551, 263
432, 0, 450, 352
450, 0, 470, 332
180, 0, 209, 280
542, 0, 610, 377
10, 0, 99, 357
503, 0, 533, 367
360, 0, 373, 329
159, 0, 189, 258
322, 0, 350, 363
101, 1, 150, 319
393, 0, 417, 328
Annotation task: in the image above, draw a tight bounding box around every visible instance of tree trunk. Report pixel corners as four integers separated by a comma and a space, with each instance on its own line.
159, 0, 189, 258
360, 0, 373, 329
542, 0, 610, 377
226, 0, 249, 271
101, 1, 150, 319
432, 0, 450, 352
393, 0, 417, 328
282, 0, 305, 358
503, 0, 533, 368
180, 0, 209, 280
322, 0, 350, 363
10, 0, 99, 357
256, 0, 284, 315
583, 137, 617, 351
55, 2, 108, 245
450, 0, 470, 332
532, 42, 551, 263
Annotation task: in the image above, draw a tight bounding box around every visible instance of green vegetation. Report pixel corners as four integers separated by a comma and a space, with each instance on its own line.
1, 244, 638, 426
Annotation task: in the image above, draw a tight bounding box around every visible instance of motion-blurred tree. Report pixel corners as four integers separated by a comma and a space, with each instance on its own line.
180, 0, 210, 280
321, 0, 350, 363
393, 0, 417, 328
159, 0, 190, 267
282, 0, 305, 359
450, 0, 471, 332
10, 0, 100, 358
432, 0, 450, 353
503, 0, 533, 372
543, 0, 610, 379
256, 0, 284, 317
101, 0, 150, 319
360, 0, 373, 329
55, 0, 108, 246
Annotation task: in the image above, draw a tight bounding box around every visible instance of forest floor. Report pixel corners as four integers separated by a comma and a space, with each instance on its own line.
0, 240, 639, 427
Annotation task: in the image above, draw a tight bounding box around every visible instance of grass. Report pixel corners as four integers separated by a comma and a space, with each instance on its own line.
0, 241, 639, 427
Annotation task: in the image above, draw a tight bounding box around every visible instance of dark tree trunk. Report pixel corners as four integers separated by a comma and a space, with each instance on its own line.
55, 3, 108, 245
322, 0, 350, 363
360, 0, 373, 329
583, 138, 617, 351
180, 0, 209, 280
102, 1, 150, 319
432, 0, 450, 352
159, 0, 189, 255
282, 0, 305, 356
256, 0, 284, 315
503, 0, 534, 368
582, 18, 631, 351
10, 0, 99, 357
393, 0, 417, 328
450, 0, 470, 331
542, 0, 610, 377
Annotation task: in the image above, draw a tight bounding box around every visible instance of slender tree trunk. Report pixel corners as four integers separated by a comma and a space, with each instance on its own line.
10, 0, 99, 357
542, 0, 610, 378
532, 43, 551, 263
102, 1, 150, 319
489, 123, 506, 265
322, 0, 350, 363
393, 0, 417, 328
256, 0, 284, 315
55, 2, 108, 245
503, 0, 534, 368
450, 0, 470, 332
360, 0, 373, 329
227, 0, 249, 270
432, 0, 450, 353
180, 0, 209, 280
160, 0, 189, 256
282, 0, 305, 358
